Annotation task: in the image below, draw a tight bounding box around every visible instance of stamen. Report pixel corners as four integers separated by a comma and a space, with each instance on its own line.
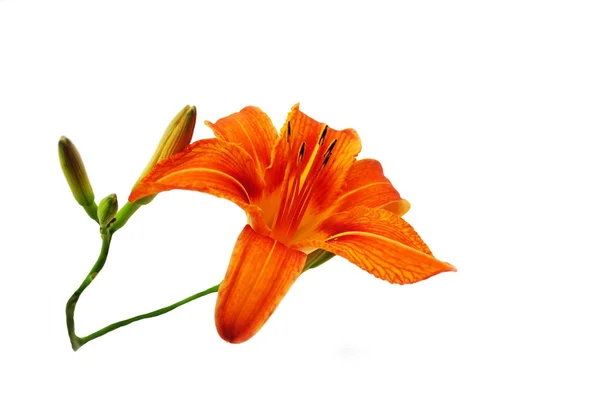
272, 129, 341, 244
298, 141, 306, 164
323, 139, 337, 158
321, 139, 337, 168
318, 125, 328, 145
287, 121, 291, 143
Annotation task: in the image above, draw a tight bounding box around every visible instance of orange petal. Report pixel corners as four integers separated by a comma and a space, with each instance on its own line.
335, 158, 407, 213
292, 207, 455, 284
215, 225, 307, 343
382, 199, 411, 217
205, 106, 278, 174
129, 138, 264, 209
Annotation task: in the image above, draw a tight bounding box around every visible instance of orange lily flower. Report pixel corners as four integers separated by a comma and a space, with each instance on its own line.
129, 105, 455, 344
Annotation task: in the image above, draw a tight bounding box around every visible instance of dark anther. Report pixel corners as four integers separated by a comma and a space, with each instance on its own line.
319, 125, 329, 145
324, 138, 337, 157
298, 141, 306, 163
321, 138, 337, 168
287, 121, 291, 142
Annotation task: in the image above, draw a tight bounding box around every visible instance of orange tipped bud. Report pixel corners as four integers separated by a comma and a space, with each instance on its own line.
131, 106, 196, 205
58, 136, 95, 207
134, 105, 197, 189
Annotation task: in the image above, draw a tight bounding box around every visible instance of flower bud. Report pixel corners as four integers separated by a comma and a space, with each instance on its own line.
58, 136, 95, 207
134, 105, 197, 189
97, 194, 118, 228
130, 105, 196, 206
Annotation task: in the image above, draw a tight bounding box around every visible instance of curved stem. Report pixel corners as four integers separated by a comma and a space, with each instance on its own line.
66, 205, 219, 351
66, 231, 112, 351
71, 249, 326, 351
77, 284, 220, 349
67, 200, 333, 351
67, 248, 333, 351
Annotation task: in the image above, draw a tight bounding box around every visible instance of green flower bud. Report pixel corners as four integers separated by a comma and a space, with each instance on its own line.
97, 194, 118, 228
134, 105, 197, 187
58, 136, 95, 207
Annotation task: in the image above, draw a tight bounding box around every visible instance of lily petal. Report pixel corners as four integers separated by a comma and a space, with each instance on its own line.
382, 199, 411, 217
292, 207, 455, 284
205, 106, 278, 174
335, 158, 407, 213
129, 138, 264, 209
215, 225, 307, 343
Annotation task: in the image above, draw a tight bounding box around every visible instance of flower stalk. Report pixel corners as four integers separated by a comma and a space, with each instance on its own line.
65, 232, 112, 351
62, 105, 215, 351
64, 242, 326, 351
72, 284, 220, 350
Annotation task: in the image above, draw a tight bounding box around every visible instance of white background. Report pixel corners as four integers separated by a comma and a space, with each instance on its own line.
1, 0, 599, 399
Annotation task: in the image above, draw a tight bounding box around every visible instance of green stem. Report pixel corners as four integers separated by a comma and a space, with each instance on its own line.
66, 231, 112, 351
71, 248, 326, 351
109, 201, 142, 234
77, 284, 220, 349
83, 203, 99, 224
67, 204, 333, 351
67, 248, 330, 350
66, 222, 219, 351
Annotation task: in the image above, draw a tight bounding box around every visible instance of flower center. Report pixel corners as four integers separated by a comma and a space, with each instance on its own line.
270, 124, 336, 245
